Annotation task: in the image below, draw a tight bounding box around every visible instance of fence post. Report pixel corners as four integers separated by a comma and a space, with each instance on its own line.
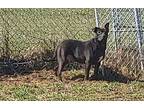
133, 8, 144, 71
115, 9, 121, 47
111, 8, 118, 51
94, 8, 99, 27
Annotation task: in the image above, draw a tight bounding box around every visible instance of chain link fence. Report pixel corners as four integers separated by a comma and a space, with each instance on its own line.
96, 8, 144, 78
0, 9, 96, 74
0, 8, 143, 79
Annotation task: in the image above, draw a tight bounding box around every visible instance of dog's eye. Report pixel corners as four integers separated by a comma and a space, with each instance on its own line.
97, 31, 102, 34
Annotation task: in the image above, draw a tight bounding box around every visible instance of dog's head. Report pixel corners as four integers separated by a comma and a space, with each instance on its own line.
92, 23, 109, 41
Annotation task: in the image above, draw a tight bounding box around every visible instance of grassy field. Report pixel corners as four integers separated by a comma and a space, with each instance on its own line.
0, 69, 144, 101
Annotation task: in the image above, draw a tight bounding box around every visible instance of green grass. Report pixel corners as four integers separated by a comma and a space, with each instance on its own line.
0, 78, 144, 101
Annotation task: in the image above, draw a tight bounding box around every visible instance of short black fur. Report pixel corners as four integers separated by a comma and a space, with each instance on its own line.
54, 23, 109, 81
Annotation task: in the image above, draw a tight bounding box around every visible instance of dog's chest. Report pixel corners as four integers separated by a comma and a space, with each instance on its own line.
91, 47, 105, 63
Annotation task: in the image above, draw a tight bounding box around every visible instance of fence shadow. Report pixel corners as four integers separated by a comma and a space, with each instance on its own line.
0, 50, 55, 77
0, 59, 32, 77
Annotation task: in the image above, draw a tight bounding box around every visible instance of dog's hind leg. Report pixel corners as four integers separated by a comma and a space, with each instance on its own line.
57, 48, 66, 81
57, 60, 65, 81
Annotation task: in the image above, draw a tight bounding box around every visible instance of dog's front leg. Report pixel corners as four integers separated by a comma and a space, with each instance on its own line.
93, 62, 101, 78
84, 61, 91, 80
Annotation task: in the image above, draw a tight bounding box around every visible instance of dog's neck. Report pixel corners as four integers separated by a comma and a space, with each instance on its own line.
91, 34, 108, 50
92, 37, 108, 44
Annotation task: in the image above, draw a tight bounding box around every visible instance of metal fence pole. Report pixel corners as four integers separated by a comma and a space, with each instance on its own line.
111, 8, 118, 51
133, 8, 144, 71
116, 9, 121, 48
94, 8, 99, 27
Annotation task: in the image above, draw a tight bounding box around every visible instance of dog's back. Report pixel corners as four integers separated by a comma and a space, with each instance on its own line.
56, 39, 86, 63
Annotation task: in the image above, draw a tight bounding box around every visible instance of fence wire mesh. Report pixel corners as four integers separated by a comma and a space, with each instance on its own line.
0, 9, 96, 74
0, 8, 143, 78
96, 8, 144, 78
0, 9, 95, 58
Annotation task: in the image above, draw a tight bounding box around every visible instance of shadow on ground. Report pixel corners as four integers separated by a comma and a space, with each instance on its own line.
70, 66, 136, 83
0, 56, 140, 83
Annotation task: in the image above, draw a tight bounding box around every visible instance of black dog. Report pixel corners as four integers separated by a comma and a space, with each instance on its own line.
53, 23, 109, 81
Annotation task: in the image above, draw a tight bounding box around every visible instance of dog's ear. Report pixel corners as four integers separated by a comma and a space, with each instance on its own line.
105, 23, 109, 29
92, 27, 99, 33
